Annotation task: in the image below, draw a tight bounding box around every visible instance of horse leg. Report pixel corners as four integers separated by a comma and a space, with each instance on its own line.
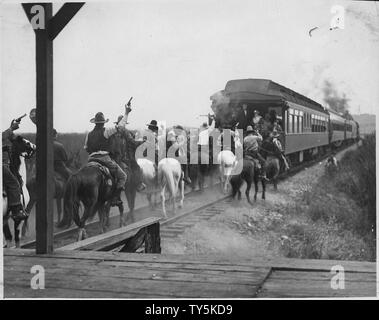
161, 185, 167, 218
179, 179, 184, 208
262, 180, 266, 200
117, 201, 125, 227
14, 219, 22, 248
56, 198, 62, 224
147, 193, 153, 209
78, 202, 96, 240
125, 188, 136, 226
3, 218, 12, 248
22, 198, 35, 236
172, 181, 178, 213
245, 179, 253, 205
254, 179, 259, 202
101, 202, 111, 232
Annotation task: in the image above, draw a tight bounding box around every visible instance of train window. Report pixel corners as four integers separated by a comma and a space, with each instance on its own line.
288, 113, 292, 133
294, 115, 298, 133
299, 116, 303, 133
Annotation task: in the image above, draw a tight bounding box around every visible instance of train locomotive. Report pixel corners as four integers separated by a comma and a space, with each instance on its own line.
210, 79, 360, 164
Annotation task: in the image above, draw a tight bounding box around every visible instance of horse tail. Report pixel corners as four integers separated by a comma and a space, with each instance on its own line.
160, 164, 176, 198
58, 174, 80, 229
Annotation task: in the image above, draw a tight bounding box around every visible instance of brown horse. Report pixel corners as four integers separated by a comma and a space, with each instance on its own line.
105, 127, 145, 225
57, 130, 139, 239
24, 150, 81, 231
260, 139, 287, 190
57, 163, 114, 240
230, 157, 266, 205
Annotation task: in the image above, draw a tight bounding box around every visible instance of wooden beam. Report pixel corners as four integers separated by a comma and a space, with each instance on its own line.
34, 3, 54, 254
49, 2, 85, 40
58, 217, 162, 251
21, 3, 37, 27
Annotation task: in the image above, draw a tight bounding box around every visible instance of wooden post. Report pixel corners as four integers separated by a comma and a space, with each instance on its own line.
35, 3, 54, 254
145, 223, 161, 253
22, 2, 84, 254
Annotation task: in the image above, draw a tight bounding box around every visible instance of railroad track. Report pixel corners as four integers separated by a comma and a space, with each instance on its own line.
20, 143, 353, 250
160, 197, 232, 240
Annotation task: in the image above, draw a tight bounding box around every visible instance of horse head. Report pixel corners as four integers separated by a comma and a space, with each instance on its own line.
11, 135, 36, 159
9, 136, 36, 175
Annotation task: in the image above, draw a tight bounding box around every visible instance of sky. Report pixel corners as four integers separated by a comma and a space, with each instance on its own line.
1, 0, 379, 133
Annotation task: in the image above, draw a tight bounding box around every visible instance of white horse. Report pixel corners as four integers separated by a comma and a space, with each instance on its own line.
137, 158, 159, 209
3, 135, 36, 248
217, 150, 237, 194
157, 158, 184, 217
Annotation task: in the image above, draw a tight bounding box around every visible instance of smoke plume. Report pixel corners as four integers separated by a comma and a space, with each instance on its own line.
322, 80, 353, 119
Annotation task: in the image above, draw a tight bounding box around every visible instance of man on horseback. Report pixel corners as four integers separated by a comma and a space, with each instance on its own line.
252, 110, 264, 133
84, 106, 130, 206
145, 120, 160, 164
113, 115, 146, 192
172, 125, 191, 184
269, 125, 290, 171
243, 125, 269, 181
2, 118, 28, 221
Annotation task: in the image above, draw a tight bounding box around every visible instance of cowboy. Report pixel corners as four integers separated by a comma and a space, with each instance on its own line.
270, 128, 290, 171
236, 104, 251, 131
84, 106, 130, 206
252, 110, 263, 132
243, 125, 268, 181
113, 115, 146, 192
217, 123, 238, 154
53, 129, 72, 181
166, 128, 176, 154
145, 120, 160, 163
261, 113, 272, 139
172, 125, 191, 184
2, 118, 28, 221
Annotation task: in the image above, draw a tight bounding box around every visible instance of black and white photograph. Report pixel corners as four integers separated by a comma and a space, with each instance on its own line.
0, 0, 377, 301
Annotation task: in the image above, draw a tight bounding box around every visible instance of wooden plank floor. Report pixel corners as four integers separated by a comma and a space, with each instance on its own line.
3, 249, 376, 298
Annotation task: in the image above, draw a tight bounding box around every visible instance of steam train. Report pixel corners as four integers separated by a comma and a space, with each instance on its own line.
210, 79, 359, 164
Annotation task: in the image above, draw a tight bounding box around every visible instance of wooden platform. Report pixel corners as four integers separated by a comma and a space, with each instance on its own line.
3, 249, 377, 298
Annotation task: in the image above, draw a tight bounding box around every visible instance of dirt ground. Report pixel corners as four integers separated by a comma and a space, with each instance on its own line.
164, 145, 372, 261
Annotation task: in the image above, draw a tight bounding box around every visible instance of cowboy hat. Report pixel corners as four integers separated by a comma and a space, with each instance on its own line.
146, 120, 159, 130
201, 122, 209, 129
271, 130, 280, 138
90, 112, 109, 124
246, 125, 255, 133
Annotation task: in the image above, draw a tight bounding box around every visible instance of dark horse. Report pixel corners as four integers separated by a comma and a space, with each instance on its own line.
57, 128, 141, 240
23, 150, 81, 234
105, 127, 144, 225
260, 138, 288, 190
3, 135, 36, 247
57, 163, 114, 240
230, 157, 266, 205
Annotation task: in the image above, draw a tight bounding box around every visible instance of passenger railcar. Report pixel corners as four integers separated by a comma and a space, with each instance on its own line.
328, 109, 346, 147
210, 79, 358, 164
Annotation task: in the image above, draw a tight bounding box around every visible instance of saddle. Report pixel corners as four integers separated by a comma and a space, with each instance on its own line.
87, 160, 114, 187
244, 154, 261, 170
